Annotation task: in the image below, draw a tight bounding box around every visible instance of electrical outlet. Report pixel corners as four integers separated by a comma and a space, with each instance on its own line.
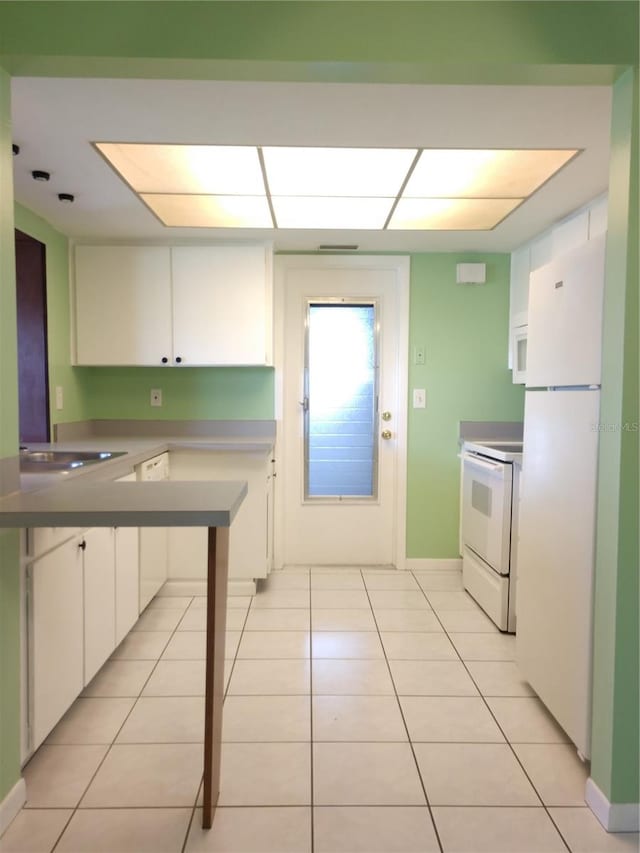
150, 388, 163, 407
414, 346, 425, 365
55, 386, 64, 410
413, 388, 426, 409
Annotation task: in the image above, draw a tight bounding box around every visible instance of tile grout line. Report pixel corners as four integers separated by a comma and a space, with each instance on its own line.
308, 571, 315, 853
414, 572, 574, 853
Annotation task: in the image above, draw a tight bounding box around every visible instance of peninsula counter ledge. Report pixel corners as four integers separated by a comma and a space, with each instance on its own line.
0, 479, 248, 830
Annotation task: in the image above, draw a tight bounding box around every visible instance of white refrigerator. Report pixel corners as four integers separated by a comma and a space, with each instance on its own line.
516, 233, 606, 758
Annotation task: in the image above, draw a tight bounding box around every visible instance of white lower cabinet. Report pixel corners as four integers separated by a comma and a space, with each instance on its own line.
167, 449, 273, 588
82, 527, 116, 685
115, 526, 140, 643
29, 537, 84, 751
139, 527, 168, 612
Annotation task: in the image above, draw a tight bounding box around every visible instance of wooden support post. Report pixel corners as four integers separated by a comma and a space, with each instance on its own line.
202, 525, 230, 829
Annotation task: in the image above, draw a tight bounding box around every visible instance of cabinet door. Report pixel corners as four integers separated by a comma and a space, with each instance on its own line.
115, 527, 140, 644
30, 538, 84, 750
171, 246, 272, 365
75, 245, 172, 365
139, 527, 168, 612
83, 527, 116, 685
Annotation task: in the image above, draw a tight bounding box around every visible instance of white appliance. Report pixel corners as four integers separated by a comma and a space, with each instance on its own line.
516, 234, 606, 758
461, 441, 522, 632
137, 453, 170, 611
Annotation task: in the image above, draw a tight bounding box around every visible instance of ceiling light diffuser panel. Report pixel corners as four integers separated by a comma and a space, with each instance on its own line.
262, 146, 417, 197
96, 143, 265, 195
272, 196, 394, 229
142, 194, 273, 228
404, 149, 578, 198
388, 197, 522, 230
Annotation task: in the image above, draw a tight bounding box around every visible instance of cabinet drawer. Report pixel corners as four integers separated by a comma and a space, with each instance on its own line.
462, 547, 510, 631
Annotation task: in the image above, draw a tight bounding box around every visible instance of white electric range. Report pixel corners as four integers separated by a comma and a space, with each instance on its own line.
460, 440, 523, 632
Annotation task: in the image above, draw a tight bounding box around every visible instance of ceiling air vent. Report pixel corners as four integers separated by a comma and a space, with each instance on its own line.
318, 244, 359, 251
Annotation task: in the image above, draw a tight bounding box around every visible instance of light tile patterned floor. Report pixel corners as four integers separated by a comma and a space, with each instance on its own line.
2, 569, 638, 853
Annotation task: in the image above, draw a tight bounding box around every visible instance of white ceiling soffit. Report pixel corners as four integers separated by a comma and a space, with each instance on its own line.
10, 78, 612, 252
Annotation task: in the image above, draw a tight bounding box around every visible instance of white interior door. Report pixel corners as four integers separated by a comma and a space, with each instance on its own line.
275, 256, 408, 568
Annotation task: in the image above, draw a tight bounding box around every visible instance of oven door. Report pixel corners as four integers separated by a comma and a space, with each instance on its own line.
461, 452, 513, 575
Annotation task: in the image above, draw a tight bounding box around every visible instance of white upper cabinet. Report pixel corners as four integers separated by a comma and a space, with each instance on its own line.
75, 245, 172, 365
74, 244, 273, 366
171, 245, 272, 366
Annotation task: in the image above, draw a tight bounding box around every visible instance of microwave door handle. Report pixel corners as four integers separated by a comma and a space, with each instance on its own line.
462, 453, 506, 474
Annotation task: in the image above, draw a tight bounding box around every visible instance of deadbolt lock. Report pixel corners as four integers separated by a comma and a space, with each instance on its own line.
381, 429, 392, 440
381, 411, 392, 421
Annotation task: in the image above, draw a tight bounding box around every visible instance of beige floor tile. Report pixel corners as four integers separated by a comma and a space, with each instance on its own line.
55, 808, 191, 853
226, 595, 253, 609
414, 743, 540, 806
263, 571, 310, 590
222, 695, 310, 741
161, 631, 205, 660
185, 806, 311, 853
45, 697, 135, 745
313, 695, 407, 741
237, 630, 310, 659
369, 590, 430, 610
312, 609, 377, 631
146, 596, 193, 611
244, 608, 310, 631
157, 583, 205, 597
381, 632, 458, 660
448, 633, 516, 661
414, 572, 464, 591
227, 659, 310, 695
81, 660, 155, 699
363, 572, 420, 591
132, 608, 184, 632
177, 608, 207, 631
425, 590, 480, 611
142, 660, 205, 696
513, 744, 589, 805
311, 589, 371, 609
219, 742, 311, 805
312, 659, 395, 695
389, 660, 479, 696
486, 697, 570, 743
465, 661, 536, 696
548, 807, 640, 852
314, 742, 425, 805
374, 609, 443, 632
252, 589, 310, 609
310, 573, 365, 590
0, 808, 71, 853
23, 745, 108, 808
111, 631, 172, 660
437, 610, 499, 632
312, 631, 384, 659
400, 696, 505, 742
116, 696, 205, 743
433, 806, 568, 852
225, 631, 242, 658
80, 743, 202, 807
225, 609, 248, 630
314, 805, 440, 852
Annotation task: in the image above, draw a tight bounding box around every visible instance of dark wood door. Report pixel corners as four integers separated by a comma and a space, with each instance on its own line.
15, 229, 50, 443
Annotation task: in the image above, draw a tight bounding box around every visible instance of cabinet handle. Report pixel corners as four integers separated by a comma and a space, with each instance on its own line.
175, 356, 182, 364
161, 357, 168, 364
78, 540, 87, 551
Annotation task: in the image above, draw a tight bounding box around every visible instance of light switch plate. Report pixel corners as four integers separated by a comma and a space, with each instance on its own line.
150, 389, 162, 407
413, 388, 426, 409
414, 346, 425, 365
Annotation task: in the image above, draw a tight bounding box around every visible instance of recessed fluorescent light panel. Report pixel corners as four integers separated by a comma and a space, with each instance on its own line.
96, 143, 579, 231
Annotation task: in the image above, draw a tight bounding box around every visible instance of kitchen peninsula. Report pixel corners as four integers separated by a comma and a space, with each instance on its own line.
0, 478, 247, 830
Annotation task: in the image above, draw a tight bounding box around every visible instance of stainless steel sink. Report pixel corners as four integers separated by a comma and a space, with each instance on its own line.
20, 449, 127, 473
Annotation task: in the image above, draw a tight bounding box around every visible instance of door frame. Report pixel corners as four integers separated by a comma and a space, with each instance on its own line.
273, 254, 410, 570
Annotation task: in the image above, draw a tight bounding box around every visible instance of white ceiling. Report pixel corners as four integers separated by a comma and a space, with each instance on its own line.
10, 78, 612, 252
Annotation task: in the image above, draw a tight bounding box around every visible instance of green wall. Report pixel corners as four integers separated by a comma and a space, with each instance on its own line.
80, 367, 274, 420
14, 204, 87, 428
0, 0, 637, 815
407, 254, 523, 557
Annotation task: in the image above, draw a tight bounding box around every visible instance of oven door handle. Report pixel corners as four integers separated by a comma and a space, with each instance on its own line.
461, 452, 507, 474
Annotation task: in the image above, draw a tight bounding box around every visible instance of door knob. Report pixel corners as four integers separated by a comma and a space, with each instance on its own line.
381, 429, 392, 440
381, 411, 392, 421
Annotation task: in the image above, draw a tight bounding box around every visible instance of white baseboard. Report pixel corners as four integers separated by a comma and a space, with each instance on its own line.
406, 558, 462, 572
159, 579, 256, 597
0, 778, 26, 835
585, 777, 640, 832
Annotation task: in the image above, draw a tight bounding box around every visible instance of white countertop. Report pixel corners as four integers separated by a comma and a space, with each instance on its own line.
0, 480, 247, 528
